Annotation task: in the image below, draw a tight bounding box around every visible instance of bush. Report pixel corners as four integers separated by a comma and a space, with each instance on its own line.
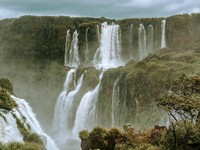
163, 121, 200, 150
79, 130, 89, 140
4, 142, 41, 150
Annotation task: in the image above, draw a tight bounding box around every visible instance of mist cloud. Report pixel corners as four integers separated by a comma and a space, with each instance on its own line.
0, 0, 199, 19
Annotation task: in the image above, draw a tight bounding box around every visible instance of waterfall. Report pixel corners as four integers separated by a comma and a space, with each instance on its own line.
147, 24, 154, 52
93, 22, 123, 69
138, 23, 147, 60
64, 29, 71, 66
53, 69, 76, 133
72, 73, 103, 137
111, 78, 119, 126
67, 30, 80, 68
11, 95, 59, 150
85, 27, 90, 63
161, 19, 166, 48
0, 111, 23, 143
53, 70, 84, 141
129, 24, 133, 59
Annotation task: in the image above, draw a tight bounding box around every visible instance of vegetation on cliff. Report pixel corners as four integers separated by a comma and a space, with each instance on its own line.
80, 75, 200, 150
0, 78, 16, 110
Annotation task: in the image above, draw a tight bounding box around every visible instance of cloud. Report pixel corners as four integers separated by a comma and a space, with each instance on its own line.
0, 0, 199, 19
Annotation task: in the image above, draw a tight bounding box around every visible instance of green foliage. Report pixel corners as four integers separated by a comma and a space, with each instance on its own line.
13, 114, 44, 146
80, 125, 166, 150
0, 78, 13, 93
0, 88, 16, 110
1, 142, 42, 150
89, 127, 108, 149
79, 130, 89, 140
24, 133, 43, 145
157, 75, 200, 123
163, 121, 200, 150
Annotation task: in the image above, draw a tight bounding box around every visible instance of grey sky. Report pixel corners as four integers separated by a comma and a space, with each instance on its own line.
0, 0, 199, 19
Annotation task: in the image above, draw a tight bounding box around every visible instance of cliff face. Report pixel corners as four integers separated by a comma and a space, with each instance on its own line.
0, 14, 200, 63
1, 14, 200, 132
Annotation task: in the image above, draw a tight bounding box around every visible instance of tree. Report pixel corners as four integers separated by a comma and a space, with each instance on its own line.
157, 75, 200, 123
156, 75, 200, 150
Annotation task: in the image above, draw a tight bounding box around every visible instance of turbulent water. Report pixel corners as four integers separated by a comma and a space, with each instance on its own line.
72, 73, 103, 138
93, 22, 123, 69
53, 21, 168, 149
0, 95, 59, 150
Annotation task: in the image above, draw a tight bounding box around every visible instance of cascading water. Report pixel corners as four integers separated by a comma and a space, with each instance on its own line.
11, 95, 59, 150
161, 19, 166, 48
147, 24, 154, 52
93, 22, 123, 69
67, 30, 80, 68
138, 23, 147, 60
53, 69, 76, 133
72, 73, 103, 137
64, 29, 71, 66
129, 24, 133, 59
85, 27, 90, 63
53, 70, 84, 143
0, 111, 23, 143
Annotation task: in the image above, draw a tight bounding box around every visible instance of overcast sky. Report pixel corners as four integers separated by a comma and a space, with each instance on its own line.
0, 0, 200, 19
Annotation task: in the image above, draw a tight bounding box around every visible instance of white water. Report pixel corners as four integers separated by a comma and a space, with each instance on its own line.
11, 95, 59, 150
111, 78, 119, 126
67, 30, 80, 68
138, 23, 147, 60
129, 24, 133, 59
0, 110, 23, 143
53, 70, 84, 143
72, 73, 103, 138
53, 69, 76, 133
85, 27, 90, 63
64, 29, 71, 66
161, 19, 166, 48
93, 22, 123, 69
147, 24, 154, 52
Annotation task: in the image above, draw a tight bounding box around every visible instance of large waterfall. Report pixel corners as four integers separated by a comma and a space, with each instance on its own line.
53, 21, 168, 149
53, 70, 84, 142
93, 22, 123, 69
161, 19, 166, 48
72, 73, 103, 138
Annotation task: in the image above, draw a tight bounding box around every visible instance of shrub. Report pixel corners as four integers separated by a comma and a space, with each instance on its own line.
79, 130, 89, 140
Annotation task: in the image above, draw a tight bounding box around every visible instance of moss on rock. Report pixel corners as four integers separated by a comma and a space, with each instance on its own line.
0, 88, 16, 111
0, 78, 13, 93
